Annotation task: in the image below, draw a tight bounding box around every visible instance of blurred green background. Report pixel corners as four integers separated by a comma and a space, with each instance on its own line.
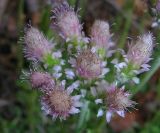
0, 0, 160, 133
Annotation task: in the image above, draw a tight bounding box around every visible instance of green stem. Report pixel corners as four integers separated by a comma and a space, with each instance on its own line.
17, 0, 24, 75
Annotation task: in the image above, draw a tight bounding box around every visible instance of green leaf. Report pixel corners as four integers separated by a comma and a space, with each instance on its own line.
44, 54, 60, 68
76, 101, 90, 133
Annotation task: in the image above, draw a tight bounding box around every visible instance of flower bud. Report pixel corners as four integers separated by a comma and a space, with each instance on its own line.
91, 20, 111, 49
49, 0, 67, 8
24, 27, 52, 61
156, 0, 160, 12
127, 33, 154, 67
30, 72, 55, 91
51, 3, 82, 41
76, 49, 102, 79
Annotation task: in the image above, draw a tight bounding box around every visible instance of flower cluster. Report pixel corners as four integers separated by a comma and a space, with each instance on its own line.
95, 84, 136, 122
21, 2, 155, 123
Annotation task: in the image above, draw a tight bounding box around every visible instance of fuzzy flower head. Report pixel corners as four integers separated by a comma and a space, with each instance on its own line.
96, 85, 136, 122
91, 20, 112, 49
105, 86, 136, 122
24, 27, 52, 61
156, 0, 160, 13
51, 3, 82, 41
76, 49, 102, 79
127, 33, 154, 68
105, 86, 135, 112
30, 72, 55, 92
41, 82, 82, 120
49, 0, 67, 8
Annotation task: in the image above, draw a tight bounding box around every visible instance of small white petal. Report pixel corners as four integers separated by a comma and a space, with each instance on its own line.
97, 109, 104, 117
66, 38, 70, 42
152, 22, 158, 28
91, 47, 96, 53
52, 114, 58, 121
84, 80, 88, 85
121, 86, 125, 91
111, 58, 118, 64
71, 95, 81, 101
107, 50, 116, 57
66, 87, 74, 95
67, 81, 80, 94
72, 81, 80, 88
102, 61, 107, 67
52, 51, 62, 58
90, 87, 97, 96
53, 72, 62, 79
45, 109, 51, 115
53, 65, 62, 72
101, 68, 110, 75
61, 80, 66, 87
117, 62, 127, 68
69, 107, 80, 114
106, 111, 112, 123
132, 70, 139, 74
44, 64, 48, 69
83, 37, 90, 43
117, 48, 125, 55
68, 57, 76, 67
138, 68, 149, 74
117, 110, 125, 117
147, 58, 153, 62
125, 58, 129, 63
96, 80, 109, 93
73, 101, 83, 107
95, 99, 103, 104
80, 89, 87, 97
41, 106, 45, 111
141, 64, 151, 68
60, 60, 65, 65
124, 92, 131, 97
65, 69, 75, 79
132, 77, 140, 84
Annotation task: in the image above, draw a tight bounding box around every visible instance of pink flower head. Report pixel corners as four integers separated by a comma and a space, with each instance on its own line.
96, 85, 136, 123
49, 0, 67, 8
41, 82, 82, 120
91, 20, 112, 49
105, 85, 136, 122
24, 27, 52, 61
76, 49, 102, 79
156, 0, 160, 12
51, 3, 82, 41
30, 72, 55, 92
127, 33, 154, 68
